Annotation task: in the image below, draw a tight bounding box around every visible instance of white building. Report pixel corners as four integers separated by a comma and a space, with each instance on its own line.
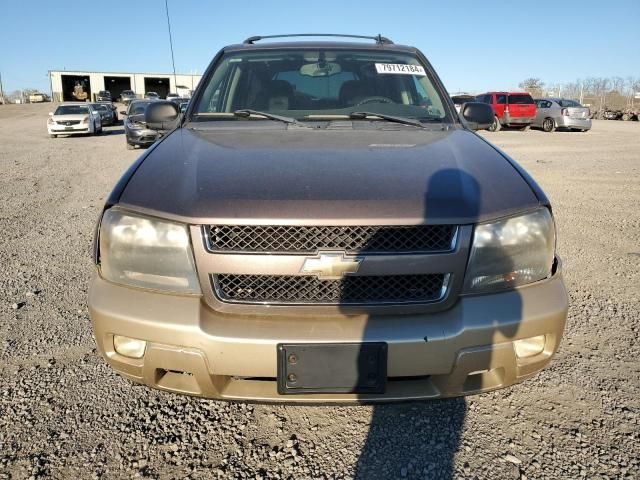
48, 70, 203, 102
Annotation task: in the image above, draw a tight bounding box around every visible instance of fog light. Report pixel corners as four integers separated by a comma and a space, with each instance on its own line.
113, 335, 146, 359
513, 335, 546, 358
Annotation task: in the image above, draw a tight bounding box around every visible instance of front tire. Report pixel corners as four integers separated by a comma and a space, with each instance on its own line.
126, 142, 135, 150
487, 116, 501, 132
49, 134, 57, 138
542, 118, 556, 132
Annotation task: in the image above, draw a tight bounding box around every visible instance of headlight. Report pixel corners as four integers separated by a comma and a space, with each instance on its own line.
98, 208, 201, 294
463, 208, 555, 293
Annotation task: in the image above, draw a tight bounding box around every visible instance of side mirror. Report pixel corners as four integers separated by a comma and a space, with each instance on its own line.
119, 110, 127, 115
48, 112, 53, 116
145, 101, 180, 130
460, 102, 494, 130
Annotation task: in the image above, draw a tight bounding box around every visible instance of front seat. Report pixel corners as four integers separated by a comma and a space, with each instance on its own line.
339, 80, 374, 106
256, 80, 294, 111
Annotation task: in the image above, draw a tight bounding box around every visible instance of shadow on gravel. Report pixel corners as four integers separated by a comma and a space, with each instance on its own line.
351, 167, 523, 479
101, 128, 125, 135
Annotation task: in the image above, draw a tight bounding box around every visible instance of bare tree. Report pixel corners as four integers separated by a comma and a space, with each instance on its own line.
519, 78, 545, 97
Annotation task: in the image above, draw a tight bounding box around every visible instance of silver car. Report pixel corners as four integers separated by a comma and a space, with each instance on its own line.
533, 98, 591, 132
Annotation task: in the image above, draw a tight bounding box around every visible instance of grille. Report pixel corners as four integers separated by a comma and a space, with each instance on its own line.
58, 120, 80, 125
213, 274, 447, 305
207, 225, 456, 254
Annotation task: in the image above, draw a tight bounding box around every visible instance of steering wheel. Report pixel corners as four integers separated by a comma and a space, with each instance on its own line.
354, 96, 396, 106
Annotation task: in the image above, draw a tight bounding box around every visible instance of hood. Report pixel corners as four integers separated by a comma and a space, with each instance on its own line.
52, 114, 89, 121
118, 126, 543, 225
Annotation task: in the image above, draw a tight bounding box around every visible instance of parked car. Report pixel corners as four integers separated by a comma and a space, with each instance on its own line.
451, 94, 475, 113
91, 103, 115, 126
532, 98, 591, 132
47, 103, 102, 137
100, 102, 119, 123
144, 92, 160, 100
29, 92, 51, 103
96, 90, 112, 102
120, 90, 137, 105
603, 109, 623, 120
122, 100, 161, 149
475, 91, 537, 131
89, 33, 567, 403
166, 93, 180, 101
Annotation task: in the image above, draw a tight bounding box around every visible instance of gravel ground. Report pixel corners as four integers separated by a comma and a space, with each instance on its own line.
1, 103, 638, 479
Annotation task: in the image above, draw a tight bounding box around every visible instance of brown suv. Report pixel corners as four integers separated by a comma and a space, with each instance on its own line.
89, 34, 568, 403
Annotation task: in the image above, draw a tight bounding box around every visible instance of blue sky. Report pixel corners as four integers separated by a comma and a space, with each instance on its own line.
1, 0, 638, 94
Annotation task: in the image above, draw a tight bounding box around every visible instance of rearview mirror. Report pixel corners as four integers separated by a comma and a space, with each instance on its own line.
144, 101, 180, 131
460, 102, 494, 131
300, 62, 342, 77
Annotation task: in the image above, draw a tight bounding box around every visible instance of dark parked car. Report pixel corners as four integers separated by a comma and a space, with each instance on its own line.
90, 34, 567, 403
90, 103, 116, 126
96, 90, 112, 102
451, 94, 475, 113
122, 100, 160, 149
120, 90, 137, 105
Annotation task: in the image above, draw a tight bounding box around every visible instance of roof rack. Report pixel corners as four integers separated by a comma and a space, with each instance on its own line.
243, 34, 394, 45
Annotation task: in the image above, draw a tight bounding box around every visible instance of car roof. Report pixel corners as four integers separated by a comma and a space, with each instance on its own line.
477, 91, 532, 95
223, 40, 417, 54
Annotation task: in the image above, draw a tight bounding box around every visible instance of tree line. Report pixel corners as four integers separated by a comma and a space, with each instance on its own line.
519, 77, 640, 110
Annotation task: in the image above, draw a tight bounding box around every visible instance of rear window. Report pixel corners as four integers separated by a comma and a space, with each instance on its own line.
128, 102, 151, 115
508, 94, 534, 105
558, 99, 581, 107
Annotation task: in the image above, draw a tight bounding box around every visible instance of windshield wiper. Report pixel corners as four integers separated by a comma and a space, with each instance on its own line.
349, 111, 427, 129
233, 109, 300, 125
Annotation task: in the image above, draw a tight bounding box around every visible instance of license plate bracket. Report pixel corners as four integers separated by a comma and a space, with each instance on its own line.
277, 343, 387, 394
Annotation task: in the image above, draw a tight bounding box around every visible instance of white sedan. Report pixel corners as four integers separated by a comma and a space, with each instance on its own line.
47, 103, 102, 137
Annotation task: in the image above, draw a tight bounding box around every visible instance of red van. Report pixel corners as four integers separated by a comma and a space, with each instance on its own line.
475, 92, 537, 131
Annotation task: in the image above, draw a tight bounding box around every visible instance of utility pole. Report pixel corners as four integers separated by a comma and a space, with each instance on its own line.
0, 72, 5, 104
165, 0, 178, 94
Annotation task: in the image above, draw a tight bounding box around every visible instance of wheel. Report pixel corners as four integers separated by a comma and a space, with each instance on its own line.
126, 142, 135, 150
487, 116, 501, 132
622, 113, 631, 121
542, 117, 556, 132
49, 134, 57, 138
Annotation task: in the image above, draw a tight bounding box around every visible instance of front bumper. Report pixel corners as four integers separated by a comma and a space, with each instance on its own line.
126, 128, 158, 146
89, 266, 568, 403
555, 116, 592, 130
48, 125, 89, 134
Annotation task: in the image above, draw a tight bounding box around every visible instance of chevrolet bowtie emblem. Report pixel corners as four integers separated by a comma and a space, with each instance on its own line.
300, 252, 363, 280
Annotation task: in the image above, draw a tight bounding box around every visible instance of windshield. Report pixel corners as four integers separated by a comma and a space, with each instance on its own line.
193, 48, 449, 122
558, 99, 582, 107
508, 94, 534, 105
55, 105, 89, 115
